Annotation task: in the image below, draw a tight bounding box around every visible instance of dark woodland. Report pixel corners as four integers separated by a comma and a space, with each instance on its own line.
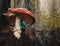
0, 0, 60, 46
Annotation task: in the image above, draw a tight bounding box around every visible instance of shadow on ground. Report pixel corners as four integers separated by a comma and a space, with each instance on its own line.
0, 27, 60, 46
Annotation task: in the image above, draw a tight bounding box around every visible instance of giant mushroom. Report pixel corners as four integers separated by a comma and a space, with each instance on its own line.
4, 8, 36, 39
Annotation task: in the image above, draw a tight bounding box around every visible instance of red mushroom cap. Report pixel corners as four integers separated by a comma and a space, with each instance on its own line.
8, 8, 36, 25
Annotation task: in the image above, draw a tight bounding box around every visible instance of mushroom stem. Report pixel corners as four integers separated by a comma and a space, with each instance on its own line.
15, 16, 21, 30
13, 16, 21, 39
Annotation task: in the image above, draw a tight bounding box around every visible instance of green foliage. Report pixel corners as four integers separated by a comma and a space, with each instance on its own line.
40, 14, 60, 30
